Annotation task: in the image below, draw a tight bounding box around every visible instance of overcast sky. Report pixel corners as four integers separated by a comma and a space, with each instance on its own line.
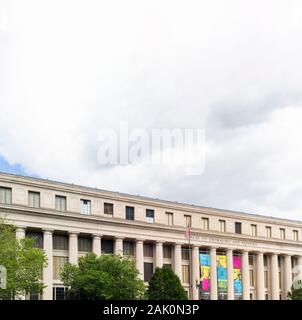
1, 0, 302, 220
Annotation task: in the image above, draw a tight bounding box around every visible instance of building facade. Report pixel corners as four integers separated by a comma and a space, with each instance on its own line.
0, 171, 301, 300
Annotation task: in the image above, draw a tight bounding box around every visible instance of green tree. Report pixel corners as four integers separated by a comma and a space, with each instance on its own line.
288, 285, 302, 300
0, 220, 47, 300
61, 253, 146, 300
147, 266, 188, 300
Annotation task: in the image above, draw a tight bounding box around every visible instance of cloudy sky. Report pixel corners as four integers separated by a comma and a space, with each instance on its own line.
1, 0, 302, 220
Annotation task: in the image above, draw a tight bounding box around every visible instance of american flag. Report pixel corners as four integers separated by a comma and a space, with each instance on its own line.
185, 226, 191, 240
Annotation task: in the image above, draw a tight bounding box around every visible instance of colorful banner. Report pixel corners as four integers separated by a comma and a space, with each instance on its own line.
233, 255, 243, 295
199, 254, 210, 293
217, 255, 227, 293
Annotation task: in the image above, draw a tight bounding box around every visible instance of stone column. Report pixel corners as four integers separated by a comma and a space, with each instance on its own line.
69, 232, 78, 264
174, 243, 182, 281
283, 254, 292, 300
16, 227, 26, 241
115, 237, 124, 256
210, 247, 218, 300
155, 241, 163, 268
270, 253, 279, 300
192, 245, 200, 300
136, 239, 144, 280
15, 227, 26, 300
227, 249, 234, 300
256, 252, 265, 300
43, 230, 53, 300
242, 251, 250, 300
92, 235, 101, 256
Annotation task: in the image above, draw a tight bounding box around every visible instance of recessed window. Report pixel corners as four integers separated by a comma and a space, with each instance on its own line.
143, 243, 154, 257
53, 256, 68, 280
78, 237, 92, 252
266, 226, 272, 238
181, 247, 189, 260
235, 222, 242, 234
125, 206, 135, 220
163, 245, 172, 259
166, 212, 173, 226
81, 199, 91, 215
55, 195, 66, 211
26, 231, 43, 248
249, 270, 254, 286
293, 230, 299, 241
184, 215, 191, 227
280, 228, 285, 240
144, 262, 154, 282
0, 187, 12, 204
219, 219, 226, 232
104, 202, 114, 216
123, 241, 134, 256
264, 270, 268, 288
146, 209, 154, 223
248, 254, 254, 266
182, 265, 190, 284
28, 191, 40, 208
53, 235, 68, 251
251, 224, 257, 237
201, 217, 209, 230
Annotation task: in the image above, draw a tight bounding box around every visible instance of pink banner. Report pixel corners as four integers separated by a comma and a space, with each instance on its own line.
202, 279, 210, 291
233, 256, 242, 269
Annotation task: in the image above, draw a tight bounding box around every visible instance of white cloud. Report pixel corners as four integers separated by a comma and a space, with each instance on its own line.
1, 0, 302, 220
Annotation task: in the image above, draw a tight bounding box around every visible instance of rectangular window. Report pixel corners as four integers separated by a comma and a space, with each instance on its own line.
28, 191, 40, 208
144, 262, 154, 282
123, 241, 134, 256
235, 222, 242, 234
104, 202, 114, 216
53, 287, 67, 300
143, 243, 154, 257
219, 219, 226, 233
248, 254, 254, 266
279, 272, 281, 289
81, 199, 91, 215
293, 230, 299, 241
146, 209, 154, 223
201, 217, 209, 230
78, 237, 92, 252
264, 255, 268, 267
182, 265, 190, 284
163, 245, 172, 259
101, 239, 114, 254
264, 271, 268, 288
0, 187, 12, 204
125, 206, 135, 220
280, 228, 285, 240
53, 235, 68, 251
53, 256, 68, 280
266, 226, 272, 238
249, 270, 254, 286
181, 248, 189, 260
251, 224, 257, 237
166, 212, 173, 226
184, 215, 192, 227
55, 195, 66, 211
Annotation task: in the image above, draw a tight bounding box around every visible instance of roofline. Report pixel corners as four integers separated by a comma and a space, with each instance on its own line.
0, 170, 301, 225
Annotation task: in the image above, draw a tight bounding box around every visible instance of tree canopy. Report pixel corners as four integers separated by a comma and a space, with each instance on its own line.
147, 266, 188, 300
0, 220, 47, 300
61, 253, 146, 300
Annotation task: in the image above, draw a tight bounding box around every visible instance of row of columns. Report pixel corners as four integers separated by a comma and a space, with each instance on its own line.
15, 227, 302, 300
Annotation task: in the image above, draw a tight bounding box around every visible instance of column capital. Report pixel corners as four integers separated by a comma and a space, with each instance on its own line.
43, 228, 54, 234
115, 236, 125, 240
92, 234, 102, 239
136, 238, 145, 243
15, 225, 27, 231
68, 231, 80, 236
156, 240, 164, 245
